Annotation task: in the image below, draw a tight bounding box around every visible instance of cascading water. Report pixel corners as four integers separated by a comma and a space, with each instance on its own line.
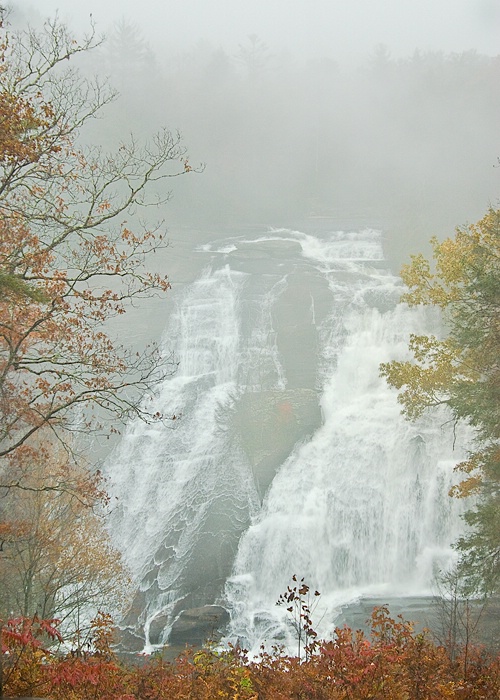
105, 225, 467, 652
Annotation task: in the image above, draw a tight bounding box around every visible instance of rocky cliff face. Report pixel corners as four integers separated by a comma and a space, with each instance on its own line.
235, 389, 322, 498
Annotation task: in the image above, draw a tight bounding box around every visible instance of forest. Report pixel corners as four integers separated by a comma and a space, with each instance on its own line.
1, 7, 500, 699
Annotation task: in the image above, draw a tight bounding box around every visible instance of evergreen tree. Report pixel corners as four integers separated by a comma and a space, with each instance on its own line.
381, 207, 500, 592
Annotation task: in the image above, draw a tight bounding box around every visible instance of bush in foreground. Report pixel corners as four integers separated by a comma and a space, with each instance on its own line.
1, 606, 500, 699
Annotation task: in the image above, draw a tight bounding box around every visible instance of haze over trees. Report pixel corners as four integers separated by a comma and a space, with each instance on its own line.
82, 21, 499, 271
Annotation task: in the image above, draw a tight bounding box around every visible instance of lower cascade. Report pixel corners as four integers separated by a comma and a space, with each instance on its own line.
105, 225, 467, 653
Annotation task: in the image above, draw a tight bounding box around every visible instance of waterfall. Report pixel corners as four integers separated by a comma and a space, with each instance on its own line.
105, 225, 467, 651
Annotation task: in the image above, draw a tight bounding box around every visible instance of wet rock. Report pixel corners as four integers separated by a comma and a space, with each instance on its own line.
235, 388, 322, 496
116, 627, 146, 653
169, 605, 230, 646
148, 612, 171, 646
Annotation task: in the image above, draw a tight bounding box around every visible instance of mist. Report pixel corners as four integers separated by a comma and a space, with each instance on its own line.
7, 1, 499, 338
10, 1, 500, 272
4, 2, 496, 381
12, 0, 500, 61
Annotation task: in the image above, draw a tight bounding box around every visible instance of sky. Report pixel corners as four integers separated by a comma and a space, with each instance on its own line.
12, 0, 500, 61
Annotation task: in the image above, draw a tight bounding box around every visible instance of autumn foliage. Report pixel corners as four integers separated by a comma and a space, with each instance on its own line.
380, 208, 500, 594
0, 606, 499, 699
0, 440, 131, 634
0, 14, 192, 466
0, 10, 192, 638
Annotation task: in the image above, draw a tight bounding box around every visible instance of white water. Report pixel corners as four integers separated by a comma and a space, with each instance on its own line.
106, 225, 467, 651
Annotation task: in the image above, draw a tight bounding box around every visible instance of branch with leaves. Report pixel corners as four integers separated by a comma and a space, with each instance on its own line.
277, 575, 321, 660
0, 13, 200, 466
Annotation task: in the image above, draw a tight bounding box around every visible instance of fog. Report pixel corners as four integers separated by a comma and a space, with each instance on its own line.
10, 0, 500, 269
12, 0, 500, 60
